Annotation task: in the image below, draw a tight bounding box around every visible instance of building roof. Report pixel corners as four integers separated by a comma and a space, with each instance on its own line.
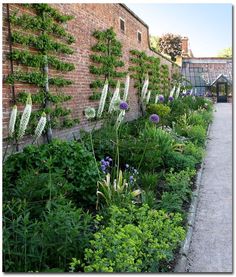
181, 59, 232, 87
210, 74, 232, 86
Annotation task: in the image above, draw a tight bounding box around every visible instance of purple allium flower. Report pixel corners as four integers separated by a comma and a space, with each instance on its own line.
149, 114, 160, 124
158, 95, 164, 102
101, 165, 106, 171
119, 101, 129, 110
168, 96, 174, 102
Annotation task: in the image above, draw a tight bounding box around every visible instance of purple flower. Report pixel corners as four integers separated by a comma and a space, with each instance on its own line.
119, 101, 129, 110
129, 176, 134, 183
158, 95, 164, 102
149, 114, 160, 124
101, 165, 106, 171
108, 158, 112, 162
168, 96, 174, 102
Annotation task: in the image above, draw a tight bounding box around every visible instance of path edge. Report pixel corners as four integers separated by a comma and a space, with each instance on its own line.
174, 122, 212, 273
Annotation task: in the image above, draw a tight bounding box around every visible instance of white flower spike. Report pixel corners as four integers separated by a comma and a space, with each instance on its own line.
18, 93, 32, 139
97, 79, 109, 118
109, 80, 121, 113
9, 105, 17, 137
123, 74, 130, 101
34, 112, 47, 142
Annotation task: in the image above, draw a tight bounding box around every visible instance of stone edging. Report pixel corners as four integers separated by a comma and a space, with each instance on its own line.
174, 122, 212, 272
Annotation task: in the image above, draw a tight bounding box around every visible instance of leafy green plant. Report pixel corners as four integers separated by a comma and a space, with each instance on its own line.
79, 204, 185, 272
139, 172, 160, 191
3, 197, 93, 272
183, 142, 204, 163
96, 170, 142, 209
158, 192, 183, 213
3, 139, 100, 207
187, 124, 206, 146
146, 103, 171, 126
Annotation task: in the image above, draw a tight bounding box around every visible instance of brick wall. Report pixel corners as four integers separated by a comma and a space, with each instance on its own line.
2, 3, 179, 149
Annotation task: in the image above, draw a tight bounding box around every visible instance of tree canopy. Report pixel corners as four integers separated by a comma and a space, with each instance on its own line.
159, 33, 182, 62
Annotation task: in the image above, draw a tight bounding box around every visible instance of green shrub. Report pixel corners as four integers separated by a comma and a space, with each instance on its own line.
139, 172, 161, 191
80, 204, 185, 272
165, 151, 196, 171
187, 124, 206, 146
188, 112, 206, 128
3, 197, 93, 272
3, 139, 100, 207
146, 103, 171, 126
165, 169, 195, 201
158, 192, 183, 213
184, 142, 204, 163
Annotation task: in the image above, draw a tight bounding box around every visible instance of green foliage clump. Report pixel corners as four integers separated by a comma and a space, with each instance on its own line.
81, 204, 185, 272
3, 197, 93, 272
3, 140, 100, 207
158, 169, 195, 213
146, 103, 171, 125
183, 142, 204, 163
187, 125, 206, 146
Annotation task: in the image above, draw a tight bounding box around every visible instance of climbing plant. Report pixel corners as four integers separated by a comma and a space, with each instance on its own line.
89, 28, 126, 101
5, 4, 79, 142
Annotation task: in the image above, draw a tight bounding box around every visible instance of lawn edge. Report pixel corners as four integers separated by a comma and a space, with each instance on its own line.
174, 120, 212, 272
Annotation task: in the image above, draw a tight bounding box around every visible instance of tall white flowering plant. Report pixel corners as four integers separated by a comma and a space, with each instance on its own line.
18, 93, 32, 139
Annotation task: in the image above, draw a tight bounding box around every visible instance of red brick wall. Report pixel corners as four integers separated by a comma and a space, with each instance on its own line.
2, 3, 178, 148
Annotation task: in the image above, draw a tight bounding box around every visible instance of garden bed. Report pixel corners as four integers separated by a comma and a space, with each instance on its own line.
3, 96, 214, 273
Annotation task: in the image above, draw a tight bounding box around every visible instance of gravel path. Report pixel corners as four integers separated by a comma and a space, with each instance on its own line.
186, 103, 232, 273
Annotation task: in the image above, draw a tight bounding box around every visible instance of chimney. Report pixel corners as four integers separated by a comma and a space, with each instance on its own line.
182, 37, 189, 57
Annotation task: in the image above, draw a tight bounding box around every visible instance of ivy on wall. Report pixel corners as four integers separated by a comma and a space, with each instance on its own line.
5, 4, 79, 141
89, 28, 126, 100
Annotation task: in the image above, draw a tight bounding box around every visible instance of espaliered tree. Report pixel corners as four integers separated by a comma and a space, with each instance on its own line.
89, 28, 126, 101
160, 64, 171, 97
5, 4, 79, 142
129, 50, 162, 111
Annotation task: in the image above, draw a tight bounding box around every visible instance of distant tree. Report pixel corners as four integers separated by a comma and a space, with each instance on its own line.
159, 33, 182, 62
150, 35, 160, 52
217, 47, 232, 58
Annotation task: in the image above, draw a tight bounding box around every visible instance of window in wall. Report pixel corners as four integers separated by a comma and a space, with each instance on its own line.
137, 31, 142, 43
120, 18, 125, 33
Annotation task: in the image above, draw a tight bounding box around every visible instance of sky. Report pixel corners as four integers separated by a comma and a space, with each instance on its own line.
126, 3, 232, 57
